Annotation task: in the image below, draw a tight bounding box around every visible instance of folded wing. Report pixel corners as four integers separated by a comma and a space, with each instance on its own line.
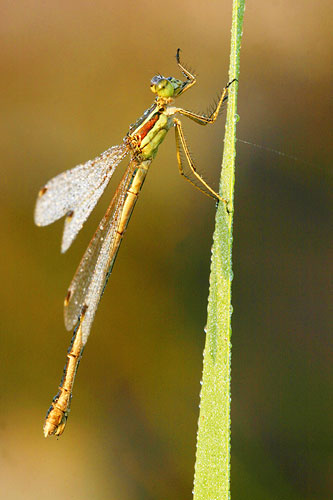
34, 144, 128, 252
64, 160, 137, 344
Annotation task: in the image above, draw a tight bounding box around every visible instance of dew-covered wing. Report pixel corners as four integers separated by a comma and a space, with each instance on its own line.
64, 160, 137, 345
34, 144, 128, 252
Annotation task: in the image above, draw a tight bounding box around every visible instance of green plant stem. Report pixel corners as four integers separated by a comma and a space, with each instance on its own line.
192, 1, 245, 499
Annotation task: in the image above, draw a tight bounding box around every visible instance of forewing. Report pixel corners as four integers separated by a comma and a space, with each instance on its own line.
64, 160, 137, 345
34, 144, 128, 252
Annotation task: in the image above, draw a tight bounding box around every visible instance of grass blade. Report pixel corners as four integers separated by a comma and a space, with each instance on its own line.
193, 1, 245, 499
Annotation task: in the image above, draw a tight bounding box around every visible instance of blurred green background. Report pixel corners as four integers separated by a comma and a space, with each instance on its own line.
0, 1, 331, 499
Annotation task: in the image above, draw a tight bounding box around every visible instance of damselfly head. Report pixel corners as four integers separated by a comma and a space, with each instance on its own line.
150, 75, 185, 98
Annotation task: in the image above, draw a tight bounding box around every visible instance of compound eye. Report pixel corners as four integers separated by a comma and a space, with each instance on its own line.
150, 76, 174, 97
157, 80, 167, 91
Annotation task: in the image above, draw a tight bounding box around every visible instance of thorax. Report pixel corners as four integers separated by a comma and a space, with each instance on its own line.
127, 99, 175, 160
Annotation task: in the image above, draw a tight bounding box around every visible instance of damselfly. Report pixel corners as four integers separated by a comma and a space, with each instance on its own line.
35, 49, 235, 437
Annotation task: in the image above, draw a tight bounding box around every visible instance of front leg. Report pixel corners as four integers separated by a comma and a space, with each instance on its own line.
176, 48, 197, 95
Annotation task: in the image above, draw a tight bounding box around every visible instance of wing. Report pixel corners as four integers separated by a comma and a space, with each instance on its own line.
64, 160, 137, 345
34, 143, 129, 253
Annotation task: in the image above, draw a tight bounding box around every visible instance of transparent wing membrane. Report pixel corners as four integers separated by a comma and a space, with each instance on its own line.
64, 160, 137, 344
34, 144, 128, 252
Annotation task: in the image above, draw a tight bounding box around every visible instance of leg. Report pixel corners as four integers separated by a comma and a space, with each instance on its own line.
174, 117, 227, 204
176, 48, 196, 95
175, 78, 237, 125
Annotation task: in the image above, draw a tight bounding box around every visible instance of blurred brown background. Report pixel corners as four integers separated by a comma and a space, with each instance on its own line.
0, 1, 331, 499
